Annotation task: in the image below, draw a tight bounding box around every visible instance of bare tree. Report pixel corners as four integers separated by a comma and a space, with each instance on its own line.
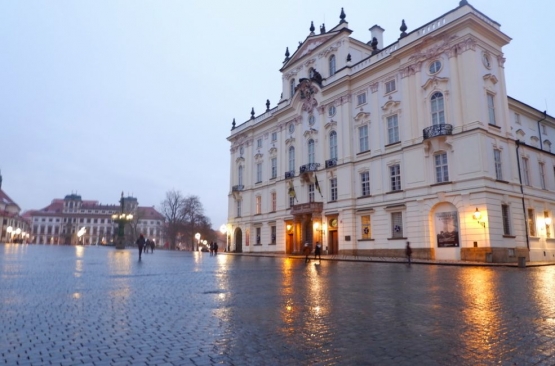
159, 189, 186, 250
181, 195, 212, 250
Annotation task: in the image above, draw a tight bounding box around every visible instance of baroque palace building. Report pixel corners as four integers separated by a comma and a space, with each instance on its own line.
0, 173, 31, 243
226, 1, 555, 263
26, 193, 165, 246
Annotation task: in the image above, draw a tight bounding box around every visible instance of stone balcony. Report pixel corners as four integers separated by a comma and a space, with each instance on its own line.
299, 163, 320, 174
423, 124, 453, 139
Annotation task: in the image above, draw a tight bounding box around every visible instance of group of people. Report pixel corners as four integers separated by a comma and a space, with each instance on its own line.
303, 241, 322, 263
209, 241, 219, 256
136, 234, 155, 260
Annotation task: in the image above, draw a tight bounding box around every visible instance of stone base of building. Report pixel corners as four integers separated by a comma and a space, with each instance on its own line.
339, 248, 435, 260
460, 247, 529, 263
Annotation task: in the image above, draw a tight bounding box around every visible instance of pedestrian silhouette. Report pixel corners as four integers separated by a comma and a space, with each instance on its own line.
405, 241, 412, 265
136, 234, 146, 261
314, 241, 322, 260
303, 242, 311, 263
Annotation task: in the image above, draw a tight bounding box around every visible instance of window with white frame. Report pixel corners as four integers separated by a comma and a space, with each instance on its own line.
540, 162, 546, 189
330, 178, 337, 201
522, 157, 530, 186
435, 152, 449, 183
236, 200, 242, 217
289, 196, 295, 208
271, 226, 276, 244
358, 125, 369, 153
487, 93, 496, 125
271, 132, 277, 142
515, 113, 521, 124
357, 92, 367, 106
390, 164, 401, 191
288, 146, 295, 173
545, 211, 552, 238
308, 184, 315, 202
271, 158, 277, 179
256, 196, 261, 214
361, 171, 370, 196
391, 212, 403, 238
431, 92, 445, 126
238, 165, 243, 186
330, 131, 338, 159
290, 79, 295, 98
329, 55, 336, 76
387, 115, 399, 144
271, 192, 276, 212
494, 149, 502, 180
528, 208, 536, 236
308, 139, 315, 164
257, 138, 262, 149
502, 204, 511, 235
256, 227, 261, 244
256, 162, 263, 183
385, 79, 396, 94
361, 215, 371, 239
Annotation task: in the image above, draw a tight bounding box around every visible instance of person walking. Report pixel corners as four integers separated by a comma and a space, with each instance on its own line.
209, 242, 214, 256
314, 241, 322, 260
136, 234, 146, 260
214, 242, 218, 255
303, 242, 311, 263
405, 241, 412, 265
149, 238, 155, 253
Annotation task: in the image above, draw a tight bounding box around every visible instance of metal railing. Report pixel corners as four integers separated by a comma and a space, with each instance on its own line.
325, 158, 337, 168
232, 185, 244, 192
423, 124, 453, 139
300, 163, 320, 174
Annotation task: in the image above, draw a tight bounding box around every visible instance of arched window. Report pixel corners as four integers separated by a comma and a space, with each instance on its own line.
431, 92, 445, 126
308, 139, 315, 164
288, 146, 295, 172
290, 79, 295, 98
238, 165, 243, 186
329, 55, 336, 76
329, 131, 337, 159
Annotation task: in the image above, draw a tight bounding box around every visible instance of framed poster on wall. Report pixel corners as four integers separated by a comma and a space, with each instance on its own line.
435, 211, 459, 247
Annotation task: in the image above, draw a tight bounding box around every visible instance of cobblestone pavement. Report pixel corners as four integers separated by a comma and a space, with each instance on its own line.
1, 244, 555, 365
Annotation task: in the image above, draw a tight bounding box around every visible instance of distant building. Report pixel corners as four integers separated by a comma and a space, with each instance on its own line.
0, 172, 31, 243
226, 1, 555, 263
26, 194, 165, 246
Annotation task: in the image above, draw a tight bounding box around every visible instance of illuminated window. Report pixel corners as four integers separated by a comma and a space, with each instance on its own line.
502, 204, 511, 235
391, 212, 403, 238
361, 215, 371, 239
528, 208, 536, 236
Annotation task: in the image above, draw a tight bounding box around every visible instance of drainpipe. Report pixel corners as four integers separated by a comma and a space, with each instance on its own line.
515, 140, 530, 251
537, 110, 547, 150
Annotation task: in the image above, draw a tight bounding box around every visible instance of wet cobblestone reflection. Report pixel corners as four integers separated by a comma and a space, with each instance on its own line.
1, 244, 554, 365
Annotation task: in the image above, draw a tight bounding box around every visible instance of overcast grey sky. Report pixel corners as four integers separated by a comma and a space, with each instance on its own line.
1, 0, 553, 228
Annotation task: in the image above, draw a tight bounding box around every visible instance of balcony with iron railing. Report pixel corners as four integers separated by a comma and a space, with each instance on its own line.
325, 158, 337, 168
300, 163, 320, 174
285, 170, 295, 179
232, 185, 244, 192
423, 124, 453, 139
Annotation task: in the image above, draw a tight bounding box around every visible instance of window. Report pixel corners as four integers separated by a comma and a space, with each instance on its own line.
542, 124, 548, 135
435, 153, 449, 183
391, 212, 403, 238
431, 92, 445, 126
288, 146, 295, 172
390, 164, 401, 191
256, 227, 261, 244
515, 113, 521, 124
271, 192, 276, 212
308, 114, 315, 126
308, 184, 315, 202
257, 138, 262, 149
330, 178, 338, 201
361, 215, 371, 239
330, 131, 338, 159
271, 226, 276, 244
528, 208, 536, 236
256, 196, 261, 214
540, 162, 546, 189
271, 158, 277, 179
329, 55, 336, 76
328, 105, 336, 117
357, 93, 366, 106
308, 139, 315, 164
256, 162, 263, 183
289, 196, 295, 208
236, 200, 242, 217
358, 125, 369, 152
271, 132, 277, 142
238, 165, 243, 186
385, 79, 396, 93
361, 171, 370, 196
429, 60, 441, 74
387, 115, 399, 144
522, 157, 530, 186
545, 211, 551, 238
493, 149, 502, 180
487, 93, 496, 125
502, 204, 511, 235
290, 79, 295, 98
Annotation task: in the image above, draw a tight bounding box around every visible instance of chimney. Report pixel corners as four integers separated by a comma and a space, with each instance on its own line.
369, 25, 384, 51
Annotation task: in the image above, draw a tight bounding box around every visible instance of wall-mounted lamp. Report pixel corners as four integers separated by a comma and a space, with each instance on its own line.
286, 224, 292, 232
473, 208, 486, 228
545, 217, 552, 226
313, 222, 320, 231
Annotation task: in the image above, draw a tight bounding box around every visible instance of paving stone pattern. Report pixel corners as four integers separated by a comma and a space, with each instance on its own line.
1, 244, 555, 365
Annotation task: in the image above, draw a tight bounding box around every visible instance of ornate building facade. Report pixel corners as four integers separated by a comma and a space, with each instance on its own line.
0, 173, 31, 243
226, 1, 555, 262
26, 194, 165, 246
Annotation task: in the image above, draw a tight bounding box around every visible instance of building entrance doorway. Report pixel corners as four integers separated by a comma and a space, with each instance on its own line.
328, 230, 338, 254
234, 228, 243, 253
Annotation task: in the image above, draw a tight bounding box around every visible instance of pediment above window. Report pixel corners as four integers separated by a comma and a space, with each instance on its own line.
421, 76, 449, 91
285, 137, 296, 146
303, 129, 318, 138
354, 111, 371, 124
325, 120, 338, 130
483, 73, 498, 85
235, 156, 245, 164
254, 152, 264, 161
268, 147, 278, 156
530, 136, 539, 147
381, 99, 400, 113
516, 129, 525, 138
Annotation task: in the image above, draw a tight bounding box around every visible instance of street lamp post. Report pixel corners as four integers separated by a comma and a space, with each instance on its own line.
219, 224, 228, 252
111, 192, 134, 250
15, 228, 21, 243
6, 226, 13, 243
77, 227, 86, 245
195, 233, 200, 252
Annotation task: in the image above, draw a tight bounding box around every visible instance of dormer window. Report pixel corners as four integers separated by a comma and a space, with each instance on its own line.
329, 55, 336, 76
